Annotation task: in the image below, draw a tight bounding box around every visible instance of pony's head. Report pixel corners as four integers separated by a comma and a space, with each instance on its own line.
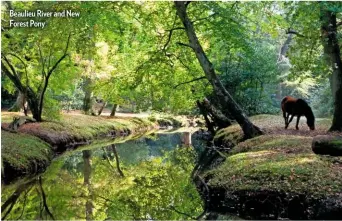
307, 116, 315, 130
306, 108, 315, 130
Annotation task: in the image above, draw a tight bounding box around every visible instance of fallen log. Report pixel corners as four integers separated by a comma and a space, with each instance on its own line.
312, 135, 342, 156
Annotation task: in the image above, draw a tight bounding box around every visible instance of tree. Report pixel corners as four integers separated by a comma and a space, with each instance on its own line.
1, 34, 71, 121
280, 2, 342, 131
174, 1, 262, 138
320, 2, 342, 131
1, 2, 90, 121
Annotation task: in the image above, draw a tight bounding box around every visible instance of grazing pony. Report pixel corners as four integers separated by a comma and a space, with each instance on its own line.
281, 96, 315, 130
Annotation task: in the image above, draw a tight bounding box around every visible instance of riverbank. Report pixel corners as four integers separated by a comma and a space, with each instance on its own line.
1, 112, 184, 183
197, 115, 342, 219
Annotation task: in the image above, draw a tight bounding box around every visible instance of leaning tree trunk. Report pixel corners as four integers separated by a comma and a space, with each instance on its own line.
196, 100, 215, 134
201, 98, 232, 129
97, 101, 107, 116
8, 91, 27, 115
174, 2, 262, 138
320, 4, 342, 131
110, 104, 118, 117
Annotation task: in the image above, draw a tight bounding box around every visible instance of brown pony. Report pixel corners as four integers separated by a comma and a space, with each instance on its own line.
281, 96, 315, 130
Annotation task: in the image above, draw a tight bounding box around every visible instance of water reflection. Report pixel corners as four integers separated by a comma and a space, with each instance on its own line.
1, 132, 204, 220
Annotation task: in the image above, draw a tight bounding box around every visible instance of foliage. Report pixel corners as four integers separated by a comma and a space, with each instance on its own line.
311, 81, 334, 118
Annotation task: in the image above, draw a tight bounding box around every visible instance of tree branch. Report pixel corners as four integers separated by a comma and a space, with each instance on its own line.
174, 76, 206, 89
286, 29, 305, 37
192, 13, 218, 24
163, 27, 185, 50
7, 53, 29, 86
47, 33, 71, 77
168, 205, 196, 219
176, 42, 194, 49
1, 57, 25, 92
38, 33, 71, 118
37, 43, 46, 78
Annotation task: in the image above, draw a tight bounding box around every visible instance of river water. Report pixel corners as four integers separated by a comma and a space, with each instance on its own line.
1, 131, 206, 220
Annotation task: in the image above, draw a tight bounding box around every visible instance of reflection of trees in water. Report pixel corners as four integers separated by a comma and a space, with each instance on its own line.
1, 178, 36, 220
61, 152, 84, 177
83, 150, 94, 221
1, 132, 203, 220
102, 145, 124, 177
1, 177, 55, 220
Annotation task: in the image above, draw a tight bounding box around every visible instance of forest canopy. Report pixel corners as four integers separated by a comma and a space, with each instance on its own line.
1, 1, 342, 132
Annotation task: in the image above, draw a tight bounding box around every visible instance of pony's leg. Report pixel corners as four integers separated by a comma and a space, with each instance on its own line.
296, 116, 301, 130
283, 112, 288, 128
287, 115, 295, 129
285, 113, 291, 129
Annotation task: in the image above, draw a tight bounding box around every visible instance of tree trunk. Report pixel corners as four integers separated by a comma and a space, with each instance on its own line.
82, 77, 92, 115
25, 87, 41, 122
201, 98, 232, 129
196, 100, 215, 134
320, 4, 342, 131
97, 101, 107, 116
110, 104, 118, 117
175, 2, 262, 138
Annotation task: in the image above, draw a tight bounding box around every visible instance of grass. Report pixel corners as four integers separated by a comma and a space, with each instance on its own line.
1, 130, 52, 171
1, 112, 158, 146
206, 114, 342, 198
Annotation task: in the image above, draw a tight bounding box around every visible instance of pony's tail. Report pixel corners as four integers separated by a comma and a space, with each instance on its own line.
281, 96, 289, 112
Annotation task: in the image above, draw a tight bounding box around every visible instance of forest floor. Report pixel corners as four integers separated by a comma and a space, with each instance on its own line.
203, 115, 342, 219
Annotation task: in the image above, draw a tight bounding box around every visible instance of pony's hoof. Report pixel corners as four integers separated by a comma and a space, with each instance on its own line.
296, 127, 299, 130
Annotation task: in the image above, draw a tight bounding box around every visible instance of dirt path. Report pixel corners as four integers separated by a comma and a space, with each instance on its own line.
62, 110, 150, 118
261, 118, 342, 137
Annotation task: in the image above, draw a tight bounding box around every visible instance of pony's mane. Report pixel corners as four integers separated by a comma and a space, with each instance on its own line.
297, 99, 315, 120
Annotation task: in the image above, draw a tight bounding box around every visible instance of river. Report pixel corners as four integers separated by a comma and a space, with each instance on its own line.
1, 131, 206, 220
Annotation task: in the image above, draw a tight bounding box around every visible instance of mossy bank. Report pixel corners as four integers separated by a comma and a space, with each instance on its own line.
198, 115, 342, 219
1, 112, 183, 183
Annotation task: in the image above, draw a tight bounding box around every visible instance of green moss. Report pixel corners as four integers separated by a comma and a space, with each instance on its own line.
205, 135, 342, 197
214, 124, 243, 145
1, 131, 52, 171
331, 140, 342, 146
232, 135, 312, 155
36, 114, 155, 141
